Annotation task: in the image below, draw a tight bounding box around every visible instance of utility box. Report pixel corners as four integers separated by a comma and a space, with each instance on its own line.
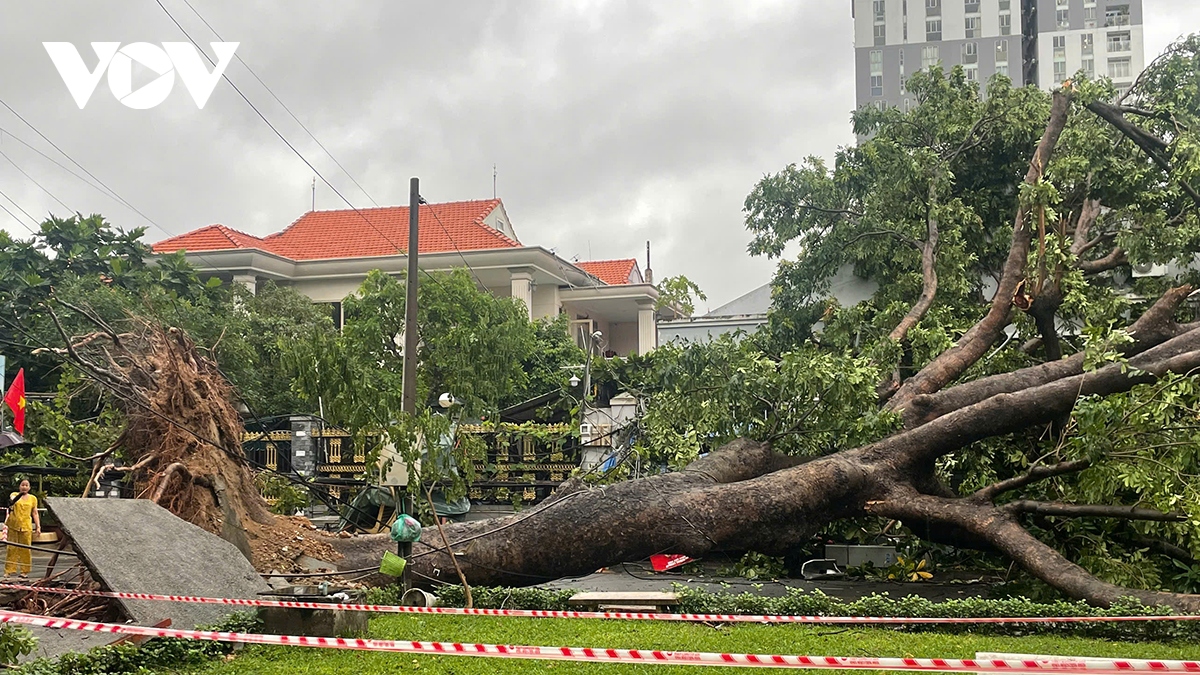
824, 544, 897, 569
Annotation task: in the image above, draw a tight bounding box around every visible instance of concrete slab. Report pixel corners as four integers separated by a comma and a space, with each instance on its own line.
46, 498, 269, 629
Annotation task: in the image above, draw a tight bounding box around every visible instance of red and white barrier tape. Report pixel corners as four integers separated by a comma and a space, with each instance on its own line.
0, 609, 1195, 672
1, 582, 1198, 625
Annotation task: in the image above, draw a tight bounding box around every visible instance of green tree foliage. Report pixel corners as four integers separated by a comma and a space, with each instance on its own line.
285, 269, 536, 425
601, 333, 896, 468
503, 313, 585, 414
0, 214, 335, 487
695, 38, 1200, 593
655, 275, 707, 316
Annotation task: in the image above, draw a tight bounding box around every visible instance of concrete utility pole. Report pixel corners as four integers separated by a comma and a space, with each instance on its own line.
399, 176, 420, 593
402, 177, 420, 415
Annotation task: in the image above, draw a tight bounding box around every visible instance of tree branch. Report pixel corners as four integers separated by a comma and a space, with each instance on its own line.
843, 229, 920, 250
868, 322, 1200, 468
1079, 247, 1129, 274
887, 180, 940, 344
867, 491, 1200, 610
1070, 198, 1104, 255
1088, 100, 1200, 207
900, 285, 1196, 428
887, 89, 1074, 410
1003, 500, 1186, 522
972, 459, 1091, 503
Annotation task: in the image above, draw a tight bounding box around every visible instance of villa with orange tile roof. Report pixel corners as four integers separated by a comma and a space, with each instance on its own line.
153, 199, 678, 355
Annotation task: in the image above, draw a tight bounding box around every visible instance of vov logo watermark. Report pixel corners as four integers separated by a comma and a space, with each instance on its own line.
43, 42, 238, 110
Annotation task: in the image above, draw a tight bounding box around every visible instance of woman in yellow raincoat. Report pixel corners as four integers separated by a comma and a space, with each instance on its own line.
4, 479, 40, 578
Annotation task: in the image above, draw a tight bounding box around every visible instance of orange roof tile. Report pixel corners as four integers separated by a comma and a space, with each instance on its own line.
152, 199, 519, 260
153, 224, 266, 252
576, 259, 640, 285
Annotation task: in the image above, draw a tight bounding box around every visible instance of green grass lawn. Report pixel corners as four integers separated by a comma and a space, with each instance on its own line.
174, 613, 1200, 674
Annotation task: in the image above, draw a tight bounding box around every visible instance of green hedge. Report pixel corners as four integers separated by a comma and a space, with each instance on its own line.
16, 612, 262, 675
400, 584, 1200, 643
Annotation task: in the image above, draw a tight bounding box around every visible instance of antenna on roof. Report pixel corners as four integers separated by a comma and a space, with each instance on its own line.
493, 163, 497, 199
311, 176, 316, 212
645, 241, 653, 284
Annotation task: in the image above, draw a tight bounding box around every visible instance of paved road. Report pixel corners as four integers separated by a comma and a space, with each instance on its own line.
538, 563, 995, 603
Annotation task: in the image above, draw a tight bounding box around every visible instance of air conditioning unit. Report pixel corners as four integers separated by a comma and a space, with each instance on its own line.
1131, 262, 1168, 278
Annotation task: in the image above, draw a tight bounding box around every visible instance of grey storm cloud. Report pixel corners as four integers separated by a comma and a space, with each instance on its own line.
0, 1, 1197, 309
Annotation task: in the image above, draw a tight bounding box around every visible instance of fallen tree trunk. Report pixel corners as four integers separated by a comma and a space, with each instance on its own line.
334, 88, 1200, 611
336, 319, 1200, 609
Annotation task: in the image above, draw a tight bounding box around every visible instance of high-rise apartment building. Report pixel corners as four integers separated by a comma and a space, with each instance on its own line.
852, 0, 1145, 111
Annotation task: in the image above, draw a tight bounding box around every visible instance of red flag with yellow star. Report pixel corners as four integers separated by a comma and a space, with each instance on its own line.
4, 368, 25, 435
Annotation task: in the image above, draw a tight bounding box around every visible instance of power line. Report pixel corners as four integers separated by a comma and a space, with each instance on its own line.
151, 3, 399, 253
0, 99, 133, 216
0, 185, 40, 230
0, 147, 73, 212
0, 198, 35, 235
421, 198, 487, 289
152, 0, 451, 293
0, 102, 250, 277
0, 126, 118, 206
175, 0, 380, 207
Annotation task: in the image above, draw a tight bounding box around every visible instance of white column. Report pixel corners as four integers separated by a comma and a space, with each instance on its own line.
232, 273, 257, 296
509, 269, 534, 320
637, 301, 657, 354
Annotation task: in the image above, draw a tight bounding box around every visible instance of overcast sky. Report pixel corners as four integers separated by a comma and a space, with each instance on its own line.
0, 2, 1197, 311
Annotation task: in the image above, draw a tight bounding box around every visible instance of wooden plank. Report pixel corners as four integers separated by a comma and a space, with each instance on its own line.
567, 591, 679, 607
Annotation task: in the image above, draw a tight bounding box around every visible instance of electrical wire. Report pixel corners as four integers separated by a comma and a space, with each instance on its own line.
175, 0, 380, 208
0, 198, 35, 235
420, 198, 487, 289
150, 3, 432, 281
0, 126, 114, 203
0, 147, 73, 213
0, 185, 41, 227
0, 103, 237, 276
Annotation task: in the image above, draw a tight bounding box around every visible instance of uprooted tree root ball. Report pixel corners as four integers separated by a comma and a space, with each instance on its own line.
47, 319, 343, 573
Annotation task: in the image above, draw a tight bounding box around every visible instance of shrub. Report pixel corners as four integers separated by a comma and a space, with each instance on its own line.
424, 584, 1200, 642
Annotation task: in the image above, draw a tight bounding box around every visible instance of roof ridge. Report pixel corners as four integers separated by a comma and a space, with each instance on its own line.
212, 223, 264, 242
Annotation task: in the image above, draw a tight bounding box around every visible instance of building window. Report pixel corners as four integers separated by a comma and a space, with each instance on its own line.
926, 17, 941, 41
963, 41, 978, 64
996, 63, 1009, 77
964, 0, 979, 14
965, 64, 979, 83
1107, 31, 1131, 53
1000, 12, 1012, 35
870, 50, 884, 96
874, 0, 886, 21
1105, 5, 1130, 27
875, 23, 887, 45
965, 15, 980, 38
1081, 56, 1094, 78
1084, 6, 1097, 28
1057, 9, 1070, 29
903, 98, 912, 112
1081, 33, 1093, 55
998, 0, 1009, 8
899, 50, 906, 92
1053, 35, 1067, 84
1109, 56, 1132, 79
996, 38, 1009, 64
922, 45, 940, 69
926, 0, 941, 15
